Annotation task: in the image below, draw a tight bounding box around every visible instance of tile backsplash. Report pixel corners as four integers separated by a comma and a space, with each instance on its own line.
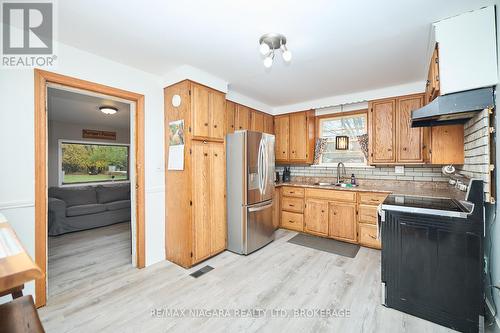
276, 165, 451, 182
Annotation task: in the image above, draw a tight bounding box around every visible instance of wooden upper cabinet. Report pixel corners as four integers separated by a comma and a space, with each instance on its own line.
274, 115, 289, 161
250, 111, 264, 132
431, 125, 464, 164
264, 114, 274, 134
304, 199, 329, 236
235, 105, 250, 130
397, 95, 424, 163
192, 84, 210, 138
225, 100, 236, 135
369, 99, 396, 163
425, 45, 440, 104
191, 83, 225, 140
289, 112, 308, 161
328, 202, 356, 242
209, 91, 225, 140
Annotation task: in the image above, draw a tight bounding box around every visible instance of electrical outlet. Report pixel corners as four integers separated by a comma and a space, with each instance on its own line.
395, 166, 405, 175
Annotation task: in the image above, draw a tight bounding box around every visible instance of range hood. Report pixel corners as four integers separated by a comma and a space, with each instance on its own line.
411, 87, 495, 127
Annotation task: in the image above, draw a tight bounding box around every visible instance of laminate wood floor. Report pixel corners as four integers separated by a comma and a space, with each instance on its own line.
40, 225, 455, 333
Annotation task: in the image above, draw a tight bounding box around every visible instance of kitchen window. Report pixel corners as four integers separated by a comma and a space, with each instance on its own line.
317, 111, 368, 167
58, 140, 129, 186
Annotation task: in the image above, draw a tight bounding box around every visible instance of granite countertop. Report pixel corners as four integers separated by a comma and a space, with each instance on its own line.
275, 178, 466, 201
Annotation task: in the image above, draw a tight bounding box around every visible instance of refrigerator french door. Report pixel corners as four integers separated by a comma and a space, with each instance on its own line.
226, 130, 275, 255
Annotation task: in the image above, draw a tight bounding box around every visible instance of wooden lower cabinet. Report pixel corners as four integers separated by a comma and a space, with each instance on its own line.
358, 224, 380, 249
281, 211, 304, 231
304, 199, 329, 236
272, 187, 280, 230
329, 202, 357, 242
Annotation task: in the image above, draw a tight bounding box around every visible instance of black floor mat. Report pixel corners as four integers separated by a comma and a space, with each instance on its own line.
189, 265, 214, 278
287, 233, 360, 258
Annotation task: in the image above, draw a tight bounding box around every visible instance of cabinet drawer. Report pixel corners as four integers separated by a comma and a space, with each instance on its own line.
281, 211, 304, 231
305, 188, 356, 202
358, 224, 381, 249
359, 192, 388, 205
281, 186, 304, 198
358, 205, 379, 225
281, 197, 304, 213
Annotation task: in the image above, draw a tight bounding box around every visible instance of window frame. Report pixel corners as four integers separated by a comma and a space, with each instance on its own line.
58, 139, 131, 187
316, 109, 369, 168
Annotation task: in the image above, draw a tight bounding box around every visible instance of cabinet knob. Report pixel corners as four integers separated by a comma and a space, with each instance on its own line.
387, 148, 392, 151
204, 153, 208, 156
403, 147, 407, 151
214, 153, 218, 157
321, 210, 324, 213
214, 125, 217, 128
204, 123, 208, 126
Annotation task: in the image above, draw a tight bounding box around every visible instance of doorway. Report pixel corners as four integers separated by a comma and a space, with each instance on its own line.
34, 69, 145, 307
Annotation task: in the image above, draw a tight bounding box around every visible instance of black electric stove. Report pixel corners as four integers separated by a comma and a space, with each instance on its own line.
381, 195, 471, 218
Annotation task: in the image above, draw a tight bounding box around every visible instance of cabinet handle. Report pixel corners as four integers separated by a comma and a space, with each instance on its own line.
204, 123, 208, 126
369, 234, 377, 240
214, 124, 217, 128
204, 153, 208, 156
289, 204, 295, 207
289, 220, 293, 223
387, 148, 392, 151
403, 147, 407, 151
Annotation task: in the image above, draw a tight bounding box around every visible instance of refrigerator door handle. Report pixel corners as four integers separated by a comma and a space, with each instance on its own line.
248, 202, 273, 212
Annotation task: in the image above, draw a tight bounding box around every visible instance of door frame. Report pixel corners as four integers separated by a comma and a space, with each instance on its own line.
34, 69, 145, 307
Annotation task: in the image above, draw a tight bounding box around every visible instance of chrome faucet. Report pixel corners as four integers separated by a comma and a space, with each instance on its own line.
337, 162, 346, 184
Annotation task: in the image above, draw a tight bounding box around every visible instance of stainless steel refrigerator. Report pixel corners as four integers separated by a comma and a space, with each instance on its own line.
226, 130, 275, 255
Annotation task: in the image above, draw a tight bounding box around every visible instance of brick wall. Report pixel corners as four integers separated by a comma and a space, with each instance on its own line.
457, 109, 491, 201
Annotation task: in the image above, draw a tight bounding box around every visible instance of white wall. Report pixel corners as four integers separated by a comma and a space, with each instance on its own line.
0, 41, 166, 301
47, 120, 131, 187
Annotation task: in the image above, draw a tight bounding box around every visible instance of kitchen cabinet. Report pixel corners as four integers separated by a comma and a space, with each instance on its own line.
304, 198, 328, 236
192, 83, 225, 140
424, 45, 440, 104
225, 100, 236, 134
357, 192, 387, 249
191, 140, 227, 262
396, 95, 424, 163
430, 125, 464, 164
369, 98, 396, 163
264, 114, 274, 134
250, 111, 264, 132
235, 104, 251, 130
329, 202, 357, 242
274, 110, 315, 164
272, 187, 280, 230
164, 80, 227, 268
280, 186, 304, 232
274, 115, 289, 161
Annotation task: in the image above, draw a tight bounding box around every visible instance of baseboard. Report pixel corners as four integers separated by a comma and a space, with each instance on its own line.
486, 298, 500, 332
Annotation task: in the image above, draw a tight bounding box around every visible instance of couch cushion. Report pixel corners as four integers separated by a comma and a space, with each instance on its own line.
105, 200, 131, 211
49, 186, 97, 207
66, 204, 106, 217
96, 185, 130, 204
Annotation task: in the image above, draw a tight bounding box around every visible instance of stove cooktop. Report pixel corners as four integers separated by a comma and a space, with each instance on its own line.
383, 195, 467, 212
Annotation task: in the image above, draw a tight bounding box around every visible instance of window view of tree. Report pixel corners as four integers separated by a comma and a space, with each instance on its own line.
320, 113, 367, 165
61, 142, 129, 184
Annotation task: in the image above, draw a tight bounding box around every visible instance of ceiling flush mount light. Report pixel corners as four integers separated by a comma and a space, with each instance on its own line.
259, 33, 292, 68
99, 106, 118, 115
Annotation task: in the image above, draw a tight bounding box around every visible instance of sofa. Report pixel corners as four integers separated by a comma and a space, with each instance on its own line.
48, 184, 130, 236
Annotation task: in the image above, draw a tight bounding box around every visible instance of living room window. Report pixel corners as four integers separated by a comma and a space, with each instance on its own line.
317, 111, 368, 167
58, 140, 129, 186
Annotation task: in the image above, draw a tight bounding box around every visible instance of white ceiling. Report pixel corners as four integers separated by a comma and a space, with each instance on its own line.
57, 0, 496, 107
47, 87, 130, 128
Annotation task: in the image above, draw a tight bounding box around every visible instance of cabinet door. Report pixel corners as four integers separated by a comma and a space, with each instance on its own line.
431, 125, 464, 164
250, 111, 264, 132
209, 92, 225, 140
264, 114, 274, 134
225, 100, 236, 134
210, 143, 226, 253
192, 85, 210, 138
235, 105, 250, 130
397, 95, 423, 163
304, 199, 329, 236
430, 46, 440, 99
329, 202, 356, 242
370, 99, 396, 163
274, 116, 289, 161
192, 141, 212, 262
289, 112, 308, 161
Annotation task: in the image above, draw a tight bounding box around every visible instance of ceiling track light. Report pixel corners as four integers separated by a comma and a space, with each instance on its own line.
259, 33, 292, 68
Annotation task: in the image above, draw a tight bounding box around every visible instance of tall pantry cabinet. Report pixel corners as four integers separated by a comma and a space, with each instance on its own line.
164, 80, 227, 268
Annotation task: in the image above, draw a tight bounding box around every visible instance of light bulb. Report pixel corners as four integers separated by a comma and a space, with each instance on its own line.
282, 50, 292, 62
263, 55, 273, 68
259, 42, 270, 55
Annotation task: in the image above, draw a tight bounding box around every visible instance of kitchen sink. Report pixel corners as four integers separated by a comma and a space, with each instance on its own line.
313, 182, 336, 186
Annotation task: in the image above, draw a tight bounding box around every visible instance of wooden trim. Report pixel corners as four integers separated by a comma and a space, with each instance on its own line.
34, 69, 146, 307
